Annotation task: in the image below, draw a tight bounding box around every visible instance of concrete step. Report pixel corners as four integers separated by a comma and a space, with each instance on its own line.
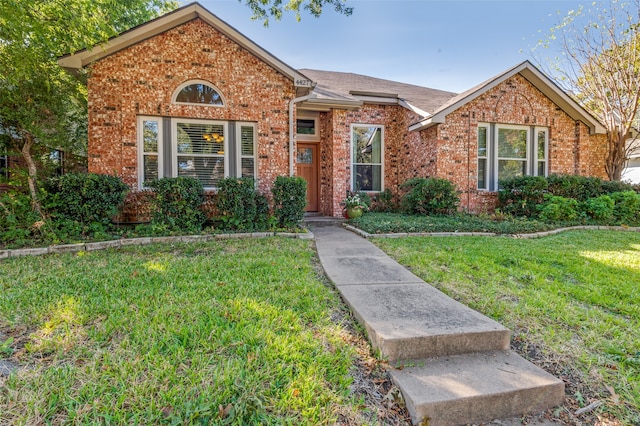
336, 283, 511, 362
389, 351, 565, 426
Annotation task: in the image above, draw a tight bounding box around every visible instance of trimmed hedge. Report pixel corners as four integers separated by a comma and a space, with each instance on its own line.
44, 173, 129, 226
215, 177, 270, 231
147, 177, 206, 232
272, 176, 307, 227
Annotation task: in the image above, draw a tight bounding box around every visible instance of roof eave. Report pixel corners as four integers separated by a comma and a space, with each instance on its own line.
57, 2, 312, 88
298, 98, 363, 111
411, 61, 606, 135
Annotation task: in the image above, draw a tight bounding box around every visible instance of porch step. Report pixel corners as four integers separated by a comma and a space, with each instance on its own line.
335, 283, 511, 362
302, 215, 345, 227
389, 351, 565, 426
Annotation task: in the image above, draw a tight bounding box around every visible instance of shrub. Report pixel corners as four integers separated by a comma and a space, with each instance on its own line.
272, 176, 307, 228
546, 174, 603, 201
370, 188, 398, 213
581, 195, 615, 221
537, 194, 579, 222
147, 177, 205, 232
600, 180, 636, 195
0, 191, 45, 246
215, 177, 269, 231
400, 177, 459, 215
497, 176, 548, 217
610, 191, 640, 224
44, 173, 129, 227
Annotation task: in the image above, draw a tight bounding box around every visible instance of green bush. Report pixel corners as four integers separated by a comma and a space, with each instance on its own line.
215, 177, 269, 231
370, 188, 398, 213
400, 177, 459, 215
610, 191, 640, 224
600, 180, 636, 195
537, 194, 579, 222
497, 176, 548, 217
0, 191, 45, 246
546, 174, 603, 201
44, 173, 129, 227
147, 177, 205, 232
272, 176, 307, 228
581, 195, 615, 221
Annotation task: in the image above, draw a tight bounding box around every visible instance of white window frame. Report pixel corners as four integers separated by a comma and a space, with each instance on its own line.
534, 128, 549, 177
137, 116, 163, 190
350, 123, 384, 193
477, 124, 489, 190
296, 112, 319, 141
494, 124, 530, 190
171, 118, 229, 190
479, 123, 549, 191
236, 122, 257, 179
171, 79, 226, 107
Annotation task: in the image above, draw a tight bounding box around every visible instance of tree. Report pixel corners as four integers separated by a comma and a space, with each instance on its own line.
242, 0, 352, 26
0, 0, 179, 218
534, 0, 640, 181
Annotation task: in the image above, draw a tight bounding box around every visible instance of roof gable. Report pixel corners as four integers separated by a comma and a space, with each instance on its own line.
57, 2, 312, 93
409, 61, 605, 135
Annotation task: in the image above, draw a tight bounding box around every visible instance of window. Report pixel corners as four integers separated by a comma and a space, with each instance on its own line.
477, 125, 488, 190
296, 118, 316, 135
173, 120, 226, 188
237, 123, 256, 179
537, 129, 548, 176
173, 80, 224, 106
138, 117, 257, 190
296, 113, 319, 141
138, 116, 163, 187
497, 126, 528, 182
477, 123, 548, 191
351, 124, 383, 191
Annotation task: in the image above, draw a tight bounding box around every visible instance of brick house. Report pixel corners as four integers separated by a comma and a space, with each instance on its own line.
58, 2, 607, 217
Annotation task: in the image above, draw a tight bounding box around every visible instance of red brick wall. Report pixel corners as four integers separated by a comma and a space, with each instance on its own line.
422, 74, 607, 212
87, 18, 295, 195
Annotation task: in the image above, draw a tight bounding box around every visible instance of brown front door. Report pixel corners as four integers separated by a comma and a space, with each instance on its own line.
296, 143, 319, 212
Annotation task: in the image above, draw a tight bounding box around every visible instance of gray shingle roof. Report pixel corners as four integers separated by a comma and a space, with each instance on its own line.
298, 69, 458, 115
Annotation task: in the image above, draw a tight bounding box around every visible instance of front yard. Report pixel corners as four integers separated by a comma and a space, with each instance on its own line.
375, 230, 640, 425
0, 238, 402, 425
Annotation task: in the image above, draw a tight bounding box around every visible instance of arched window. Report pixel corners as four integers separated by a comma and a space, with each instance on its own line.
172, 80, 224, 106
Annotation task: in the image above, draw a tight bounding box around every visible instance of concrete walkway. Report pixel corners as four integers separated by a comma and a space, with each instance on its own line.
310, 224, 564, 426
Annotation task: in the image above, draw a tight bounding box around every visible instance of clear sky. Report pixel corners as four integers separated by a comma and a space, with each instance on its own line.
196, 0, 589, 93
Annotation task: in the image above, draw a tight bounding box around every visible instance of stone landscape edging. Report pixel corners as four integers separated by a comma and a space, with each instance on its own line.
343, 223, 640, 239
0, 230, 314, 260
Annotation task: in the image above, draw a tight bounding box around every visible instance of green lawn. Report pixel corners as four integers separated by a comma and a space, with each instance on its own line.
374, 230, 640, 424
0, 239, 368, 425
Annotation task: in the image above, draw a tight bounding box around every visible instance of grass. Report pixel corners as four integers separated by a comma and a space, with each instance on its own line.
374, 230, 640, 424
0, 238, 367, 425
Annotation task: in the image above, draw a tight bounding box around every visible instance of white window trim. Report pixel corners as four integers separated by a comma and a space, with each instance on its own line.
236, 122, 257, 179
350, 123, 385, 193
171, 79, 226, 107
137, 115, 163, 190
171, 118, 229, 190
479, 123, 549, 191
477, 123, 489, 191
534, 128, 549, 177
493, 124, 530, 190
296, 112, 320, 141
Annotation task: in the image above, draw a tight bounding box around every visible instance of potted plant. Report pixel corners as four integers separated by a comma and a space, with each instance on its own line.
344, 193, 368, 219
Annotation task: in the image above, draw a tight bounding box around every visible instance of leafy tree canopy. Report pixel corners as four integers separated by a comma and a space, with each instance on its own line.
534, 0, 640, 181
242, 0, 353, 26
0, 0, 179, 214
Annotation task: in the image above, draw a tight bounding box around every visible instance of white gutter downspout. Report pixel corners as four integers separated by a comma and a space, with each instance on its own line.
289, 94, 312, 176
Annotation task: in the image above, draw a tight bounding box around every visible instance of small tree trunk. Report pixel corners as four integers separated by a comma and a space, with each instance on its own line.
605, 131, 627, 181
20, 134, 45, 219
